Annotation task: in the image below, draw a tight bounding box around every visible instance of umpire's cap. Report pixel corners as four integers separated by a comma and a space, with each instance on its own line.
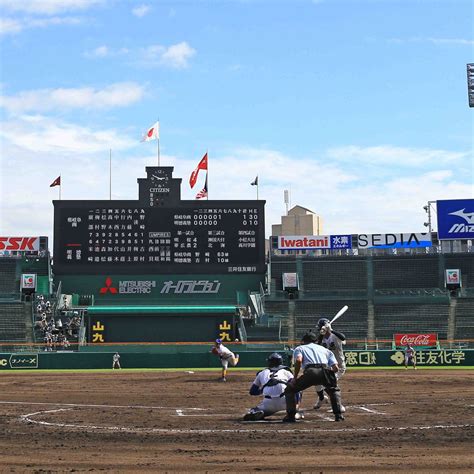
301, 331, 318, 344
267, 352, 283, 367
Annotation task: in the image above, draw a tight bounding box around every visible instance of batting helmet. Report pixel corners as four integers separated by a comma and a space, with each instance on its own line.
317, 318, 330, 330
267, 352, 283, 367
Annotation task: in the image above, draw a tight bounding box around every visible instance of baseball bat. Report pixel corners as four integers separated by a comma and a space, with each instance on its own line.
330, 305, 348, 324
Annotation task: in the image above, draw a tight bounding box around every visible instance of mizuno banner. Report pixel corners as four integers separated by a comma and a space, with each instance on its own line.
436, 199, 474, 240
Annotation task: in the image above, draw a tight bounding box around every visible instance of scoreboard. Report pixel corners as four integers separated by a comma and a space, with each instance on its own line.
53, 166, 265, 275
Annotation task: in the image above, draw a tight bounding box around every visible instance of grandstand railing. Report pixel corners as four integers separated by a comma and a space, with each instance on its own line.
374, 288, 447, 297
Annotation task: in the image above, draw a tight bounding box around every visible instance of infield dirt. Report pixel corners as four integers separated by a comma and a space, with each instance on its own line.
0, 369, 472, 472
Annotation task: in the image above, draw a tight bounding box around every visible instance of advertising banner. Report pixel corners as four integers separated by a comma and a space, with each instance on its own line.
282, 272, 299, 290
277, 235, 352, 250
445, 269, 461, 286
0, 236, 40, 252
394, 333, 438, 348
357, 233, 431, 249
0, 354, 38, 369
437, 199, 474, 240
20, 274, 37, 291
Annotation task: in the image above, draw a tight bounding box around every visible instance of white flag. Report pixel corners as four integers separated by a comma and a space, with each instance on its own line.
142, 121, 160, 142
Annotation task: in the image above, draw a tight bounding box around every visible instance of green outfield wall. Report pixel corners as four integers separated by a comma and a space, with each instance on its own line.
0, 349, 472, 370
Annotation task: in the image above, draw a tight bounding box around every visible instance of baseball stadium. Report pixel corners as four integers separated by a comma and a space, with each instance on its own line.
0, 166, 473, 471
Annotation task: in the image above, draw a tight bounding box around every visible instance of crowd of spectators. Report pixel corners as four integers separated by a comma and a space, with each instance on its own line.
34, 295, 81, 351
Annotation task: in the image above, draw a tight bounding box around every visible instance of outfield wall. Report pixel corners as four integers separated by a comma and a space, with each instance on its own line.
0, 349, 472, 370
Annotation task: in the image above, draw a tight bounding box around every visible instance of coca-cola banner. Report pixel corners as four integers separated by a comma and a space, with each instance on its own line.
394, 333, 438, 347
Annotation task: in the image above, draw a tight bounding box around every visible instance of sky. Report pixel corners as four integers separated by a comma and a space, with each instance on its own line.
0, 0, 473, 247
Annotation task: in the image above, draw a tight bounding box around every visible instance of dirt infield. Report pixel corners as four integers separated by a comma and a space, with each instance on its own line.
0, 369, 473, 472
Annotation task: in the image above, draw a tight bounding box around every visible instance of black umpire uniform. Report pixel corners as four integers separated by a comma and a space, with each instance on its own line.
284, 332, 344, 422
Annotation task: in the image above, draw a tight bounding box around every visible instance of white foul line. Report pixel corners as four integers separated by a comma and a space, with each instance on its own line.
0, 400, 207, 411
356, 406, 387, 415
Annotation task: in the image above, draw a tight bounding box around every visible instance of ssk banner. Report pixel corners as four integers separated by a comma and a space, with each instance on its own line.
437, 199, 474, 240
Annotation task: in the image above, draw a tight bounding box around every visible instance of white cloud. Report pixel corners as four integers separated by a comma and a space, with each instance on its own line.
85, 45, 109, 58
327, 145, 466, 167
161, 42, 196, 68
389, 36, 474, 46
140, 41, 196, 69
0, 0, 103, 15
83, 41, 196, 69
83, 45, 129, 58
167, 146, 471, 235
132, 4, 150, 18
0, 82, 146, 113
0, 15, 81, 35
0, 136, 471, 244
0, 17, 22, 34
0, 115, 135, 154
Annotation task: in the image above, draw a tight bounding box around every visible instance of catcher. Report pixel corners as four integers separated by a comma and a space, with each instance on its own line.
243, 353, 302, 421
211, 339, 239, 382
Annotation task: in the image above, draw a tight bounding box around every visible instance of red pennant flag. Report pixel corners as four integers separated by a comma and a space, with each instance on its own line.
189, 153, 208, 189
50, 176, 61, 187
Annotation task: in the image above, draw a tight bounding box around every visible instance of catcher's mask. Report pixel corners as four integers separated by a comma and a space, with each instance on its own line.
317, 318, 330, 330
301, 332, 318, 344
267, 352, 283, 367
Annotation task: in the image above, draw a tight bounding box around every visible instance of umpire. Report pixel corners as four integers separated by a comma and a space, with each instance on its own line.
284, 331, 344, 422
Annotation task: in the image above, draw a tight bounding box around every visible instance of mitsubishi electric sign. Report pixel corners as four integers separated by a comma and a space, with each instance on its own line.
437, 199, 474, 240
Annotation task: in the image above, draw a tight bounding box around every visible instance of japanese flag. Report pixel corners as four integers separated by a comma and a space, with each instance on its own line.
142, 121, 160, 142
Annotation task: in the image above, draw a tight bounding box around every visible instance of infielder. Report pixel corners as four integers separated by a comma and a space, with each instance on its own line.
243, 353, 302, 421
284, 331, 344, 422
404, 344, 417, 369
212, 339, 239, 382
112, 352, 121, 370
314, 317, 346, 412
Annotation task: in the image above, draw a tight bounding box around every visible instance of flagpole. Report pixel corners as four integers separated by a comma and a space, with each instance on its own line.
257, 180, 259, 200
109, 149, 112, 200
157, 118, 160, 166
206, 149, 209, 200
59, 174, 61, 200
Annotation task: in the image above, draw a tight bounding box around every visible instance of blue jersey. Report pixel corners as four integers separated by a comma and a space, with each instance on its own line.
293, 342, 337, 368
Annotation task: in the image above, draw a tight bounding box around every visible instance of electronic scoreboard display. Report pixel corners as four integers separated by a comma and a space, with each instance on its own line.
53, 167, 265, 275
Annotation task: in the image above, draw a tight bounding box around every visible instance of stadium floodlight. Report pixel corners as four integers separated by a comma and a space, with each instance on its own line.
467, 63, 474, 107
